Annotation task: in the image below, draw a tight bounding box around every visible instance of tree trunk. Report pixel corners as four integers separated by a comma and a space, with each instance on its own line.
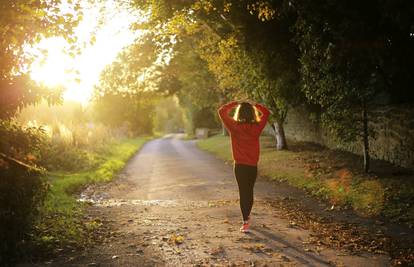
219, 94, 229, 136
185, 109, 194, 137
362, 102, 370, 173
273, 121, 287, 150
222, 123, 229, 136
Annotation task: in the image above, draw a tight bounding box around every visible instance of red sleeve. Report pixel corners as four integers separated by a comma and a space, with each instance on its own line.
255, 103, 270, 132
218, 101, 238, 131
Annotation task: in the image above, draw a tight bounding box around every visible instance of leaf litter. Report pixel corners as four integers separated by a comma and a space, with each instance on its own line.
262, 198, 414, 266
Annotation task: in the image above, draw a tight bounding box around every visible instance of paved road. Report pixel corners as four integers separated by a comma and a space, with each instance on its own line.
47, 134, 390, 266
107, 134, 279, 201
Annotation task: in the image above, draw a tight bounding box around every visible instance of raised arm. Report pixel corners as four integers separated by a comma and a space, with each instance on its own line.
218, 101, 238, 131
254, 103, 270, 132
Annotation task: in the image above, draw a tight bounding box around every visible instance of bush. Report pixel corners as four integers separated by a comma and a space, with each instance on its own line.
35, 122, 113, 172
0, 120, 46, 163
0, 154, 48, 266
39, 142, 102, 172
0, 120, 49, 265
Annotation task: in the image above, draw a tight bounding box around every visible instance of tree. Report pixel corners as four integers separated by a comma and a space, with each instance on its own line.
132, 0, 414, 160
293, 0, 414, 172
0, 0, 81, 119
93, 36, 160, 134
92, 93, 155, 135
193, 1, 303, 149
156, 36, 221, 135
134, 0, 304, 149
153, 97, 185, 134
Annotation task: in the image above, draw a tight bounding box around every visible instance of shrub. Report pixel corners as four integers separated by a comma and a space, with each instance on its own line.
36, 122, 113, 172
0, 120, 46, 163
39, 142, 102, 172
0, 120, 49, 265
0, 154, 48, 266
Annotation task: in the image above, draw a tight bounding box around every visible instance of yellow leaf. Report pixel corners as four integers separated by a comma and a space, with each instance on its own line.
175, 235, 184, 244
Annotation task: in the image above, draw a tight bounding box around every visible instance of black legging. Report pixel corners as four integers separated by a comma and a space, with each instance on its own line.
234, 163, 257, 222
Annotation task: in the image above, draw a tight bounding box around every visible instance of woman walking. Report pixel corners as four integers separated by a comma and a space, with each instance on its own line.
218, 100, 270, 233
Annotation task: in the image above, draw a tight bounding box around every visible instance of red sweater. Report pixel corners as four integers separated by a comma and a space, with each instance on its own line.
218, 101, 270, 166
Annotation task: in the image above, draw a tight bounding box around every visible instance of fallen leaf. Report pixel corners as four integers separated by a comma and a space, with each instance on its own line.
169, 234, 184, 245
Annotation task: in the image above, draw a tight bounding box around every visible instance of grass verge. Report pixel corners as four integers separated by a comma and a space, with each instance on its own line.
31, 137, 150, 257
197, 134, 414, 227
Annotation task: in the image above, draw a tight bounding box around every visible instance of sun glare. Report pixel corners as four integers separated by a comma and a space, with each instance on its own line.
30, 37, 75, 87
29, 1, 143, 104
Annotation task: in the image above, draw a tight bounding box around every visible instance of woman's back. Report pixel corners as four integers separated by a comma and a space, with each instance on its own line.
217, 100, 270, 233
218, 101, 270, 166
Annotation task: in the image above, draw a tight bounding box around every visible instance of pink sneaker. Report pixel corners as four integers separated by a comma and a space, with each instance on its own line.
240, 222, 250, 233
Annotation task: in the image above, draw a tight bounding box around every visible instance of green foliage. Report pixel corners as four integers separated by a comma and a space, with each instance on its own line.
131, 0, 414, 164
170, 37, 220, 108
193, 107, 219, 129
0, 120, 46, 163
294, 1, 377, 143
147, 0, 412, 162
94, 34, 160, 96
33, 137, 149, 259
0, 0, 81, 118
293, 0, 414, 141
196, 134, 232, 161
0, 117, 112, 263
133, 0, 303, 147
92, 36, 161, 135
193, 1, 302, 125
0, 154, 47, 266
153, 97, 185, 134
15, 102, 117, 171
159, 36, 221, 133
288, 0, 414, 170
40, 143, 102, 172
0, 79, 65, 120
17, 101, 115, 150
92, 93, 155, 135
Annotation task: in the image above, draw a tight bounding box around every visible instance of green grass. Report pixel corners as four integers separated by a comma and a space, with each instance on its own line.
33, 137, 150, 252
182, 133, 196, 140
197, 134, 414, 226
197, 134, 232, 160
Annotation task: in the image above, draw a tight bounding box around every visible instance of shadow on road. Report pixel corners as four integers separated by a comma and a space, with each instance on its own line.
251, 227, 333, 267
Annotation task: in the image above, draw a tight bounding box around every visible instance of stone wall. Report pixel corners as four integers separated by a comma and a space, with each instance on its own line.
279, 105, 414, 169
